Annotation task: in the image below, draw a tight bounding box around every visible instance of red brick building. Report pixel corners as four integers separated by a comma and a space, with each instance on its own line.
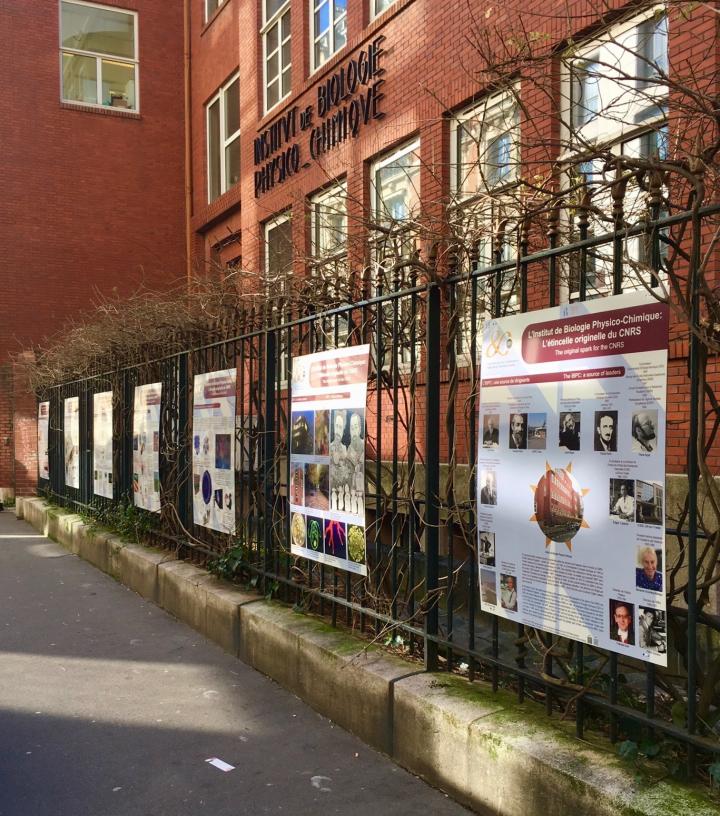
1, 0, 186, 497
2, 0, 717, 495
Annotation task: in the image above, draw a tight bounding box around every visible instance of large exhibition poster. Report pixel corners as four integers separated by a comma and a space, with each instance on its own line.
38, 401, 50, 481
289, 346, 371, 576
133, 383, 162, 513
192, 369, 237, 534
64, 396, 80, 489
477, 291, 669, 666
93, 390, 113, 498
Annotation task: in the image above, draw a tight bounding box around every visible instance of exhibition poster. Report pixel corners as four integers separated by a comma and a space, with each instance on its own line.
37, 401, 50, 481
64, 396, 80, 489
93, 390, 113, 498
477, 291, 669, 665
133, 383, 162, 513
289, 345, 370, 576
192, 369, 237, 534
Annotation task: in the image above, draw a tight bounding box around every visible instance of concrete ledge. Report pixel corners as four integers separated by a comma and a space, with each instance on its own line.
394, 673, 719, 816
239, 600, 413, 753
18, 498, 719, 816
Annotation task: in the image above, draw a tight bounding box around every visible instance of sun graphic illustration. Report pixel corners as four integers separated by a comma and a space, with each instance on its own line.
530, 461, 590, 551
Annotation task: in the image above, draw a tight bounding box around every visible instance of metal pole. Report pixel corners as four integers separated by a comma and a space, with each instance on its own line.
424, 282, 441, 672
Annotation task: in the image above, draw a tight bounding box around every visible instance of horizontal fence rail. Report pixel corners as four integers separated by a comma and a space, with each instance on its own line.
38, 204, 720, 782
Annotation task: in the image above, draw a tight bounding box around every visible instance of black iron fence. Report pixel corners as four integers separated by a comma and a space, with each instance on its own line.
39, 202, 720, 781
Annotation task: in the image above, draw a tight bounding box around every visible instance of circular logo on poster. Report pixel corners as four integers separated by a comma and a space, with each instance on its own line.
533, 467, 585, 543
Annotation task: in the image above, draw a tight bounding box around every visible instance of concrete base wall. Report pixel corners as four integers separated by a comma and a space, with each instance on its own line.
16, 497, 719, 816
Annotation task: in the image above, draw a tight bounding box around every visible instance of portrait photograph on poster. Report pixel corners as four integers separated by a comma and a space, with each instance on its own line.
500, 574, 518, 611
636, 545, 663, 592
479, 469, 497, 505
609, 479, 635, 522
508, 412, 528, 450
482, 414, 500, 447
288, 346, 371, 576
638, 607, 667, 653
631, 410, 658, 454
478, 530, 495, 566
610, 599, 635, 645
558, 412, 581, 451
477, 291, 669, 666
594, 410, 618, 453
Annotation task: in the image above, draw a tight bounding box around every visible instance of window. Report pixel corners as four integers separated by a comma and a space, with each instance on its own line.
265, 214, 293, 379
564, 10, 669, 299
450, 92, 521, 359
60, 0, 138, 111
371, 141, 421, 368
205, 0, 226, 22
566, 9, 668, 149
452, 91, 519, 199
372, 0, 396, 18
311, 183, 349, 346
207, 75, 240, 201
311, 182, 347, 272
312, 0, 347, 70
262, 0, 291, 113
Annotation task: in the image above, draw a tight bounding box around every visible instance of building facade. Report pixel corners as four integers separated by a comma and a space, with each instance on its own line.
1, 0, 187, 496
2, 0, 718, 494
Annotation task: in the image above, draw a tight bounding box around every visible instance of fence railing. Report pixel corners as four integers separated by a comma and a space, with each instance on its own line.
38, 202, 720, 781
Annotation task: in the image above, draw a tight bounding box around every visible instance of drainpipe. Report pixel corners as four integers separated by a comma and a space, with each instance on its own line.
183, 0, 193, 291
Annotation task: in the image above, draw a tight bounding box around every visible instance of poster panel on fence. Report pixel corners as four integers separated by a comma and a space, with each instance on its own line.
37, 401, 50, 481
192, 369, 236, 534
476, 291, 669, 666
289, 345, 370, 576
93, 390, 113, 498
64, 396, 80, 489
133, 383, 162, 513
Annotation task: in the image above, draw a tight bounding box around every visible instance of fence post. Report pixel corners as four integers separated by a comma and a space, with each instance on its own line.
424, 282, 441, 672
177, 352, 190, 531
263, 330, 276, 587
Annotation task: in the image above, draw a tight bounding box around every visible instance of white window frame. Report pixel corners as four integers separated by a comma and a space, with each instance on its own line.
310, 182, 350, 348
310, 181, 348, 265
371, 139, 421, 232
59, 0, 139, 112
311, 0, 348, 72
264, 212, 293, 382
560, 8, 669, 301
205, 0, 226, 23
206, 73, 240, 202
450, 88, 520, 202
371, 0, 397, 20
262, 0, 292, 114
561, 6, 668, 158
370, 140, 421, 370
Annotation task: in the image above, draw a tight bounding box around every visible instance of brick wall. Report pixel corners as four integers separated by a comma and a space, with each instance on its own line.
0, 0, 187, 491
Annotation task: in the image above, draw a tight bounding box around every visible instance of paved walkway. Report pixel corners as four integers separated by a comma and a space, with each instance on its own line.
0, 509, 470, 816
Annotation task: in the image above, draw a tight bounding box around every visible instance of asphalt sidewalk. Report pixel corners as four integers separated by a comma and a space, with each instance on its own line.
0, 509, 470, 816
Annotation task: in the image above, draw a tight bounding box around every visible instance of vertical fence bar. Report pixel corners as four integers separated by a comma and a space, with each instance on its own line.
263, 330, 276, 590
177, 351, 190, 534
686, 212, 700, 776
424, 282, 441, 672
